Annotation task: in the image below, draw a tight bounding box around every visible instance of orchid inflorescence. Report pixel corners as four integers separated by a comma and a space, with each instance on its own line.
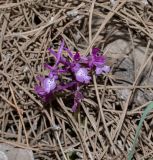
35, 40, 110, 112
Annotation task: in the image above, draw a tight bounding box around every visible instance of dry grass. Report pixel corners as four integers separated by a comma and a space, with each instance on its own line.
0, 0, 153, 159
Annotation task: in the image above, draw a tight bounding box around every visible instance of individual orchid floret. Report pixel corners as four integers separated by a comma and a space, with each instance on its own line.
43, 77, 56, 93
88, 48, 106, 68
75, 67, 91, 84
70, 62, 91, 83
35, 75, 57, 98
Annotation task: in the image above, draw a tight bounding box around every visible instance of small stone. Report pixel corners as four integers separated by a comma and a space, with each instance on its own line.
0, 144, 34, 160
0, 151, 8, 160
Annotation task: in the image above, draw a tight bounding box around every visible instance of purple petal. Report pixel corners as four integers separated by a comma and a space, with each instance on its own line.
35, 85, 46, 96
80, 56, 89, 64
96, 65, 110, 75
44, 63, 54, 70
75, 68, 91, 83
55, 40, 65, 65
48, 43, 68, 65
43, 78, 56, 93
36, 76, 45, 83
93, 56, 105, 66
48, 72, 58, 80
48, 48, 57, 58
57, 82, 76, 91
48, 72, 54, 78
102, 65, 110, 73
71, 63, 80, 72
58, 69, 68, 73
76, 76, 84, 83
74, 52, 80, 61
89, 48, 106, 67
84, 75, 91, 84
95, 67, 103, 75
92, 48, 100, 56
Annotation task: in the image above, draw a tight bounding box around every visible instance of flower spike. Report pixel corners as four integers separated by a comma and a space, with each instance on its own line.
35, 40, 110, 112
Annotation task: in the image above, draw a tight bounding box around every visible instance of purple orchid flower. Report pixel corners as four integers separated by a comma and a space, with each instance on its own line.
63, 48, 91, 84
34, 75, 57, 102
87, 48, 110, 75
35, 76, 57, 94
88, 48, 106, 67
70, 63, 91, 84
43, 78, 56, 93
35, 40, 110, 112
75, 67, 91, 84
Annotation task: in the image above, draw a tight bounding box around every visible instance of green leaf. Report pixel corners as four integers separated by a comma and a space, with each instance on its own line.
128, 102, 153, 160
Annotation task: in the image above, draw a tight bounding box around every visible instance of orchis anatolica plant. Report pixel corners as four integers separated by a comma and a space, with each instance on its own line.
35, 40, 110, 112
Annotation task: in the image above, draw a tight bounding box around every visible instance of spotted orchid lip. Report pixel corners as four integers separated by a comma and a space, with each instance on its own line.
43, 78, 56, 93
75, 67, 91, 84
